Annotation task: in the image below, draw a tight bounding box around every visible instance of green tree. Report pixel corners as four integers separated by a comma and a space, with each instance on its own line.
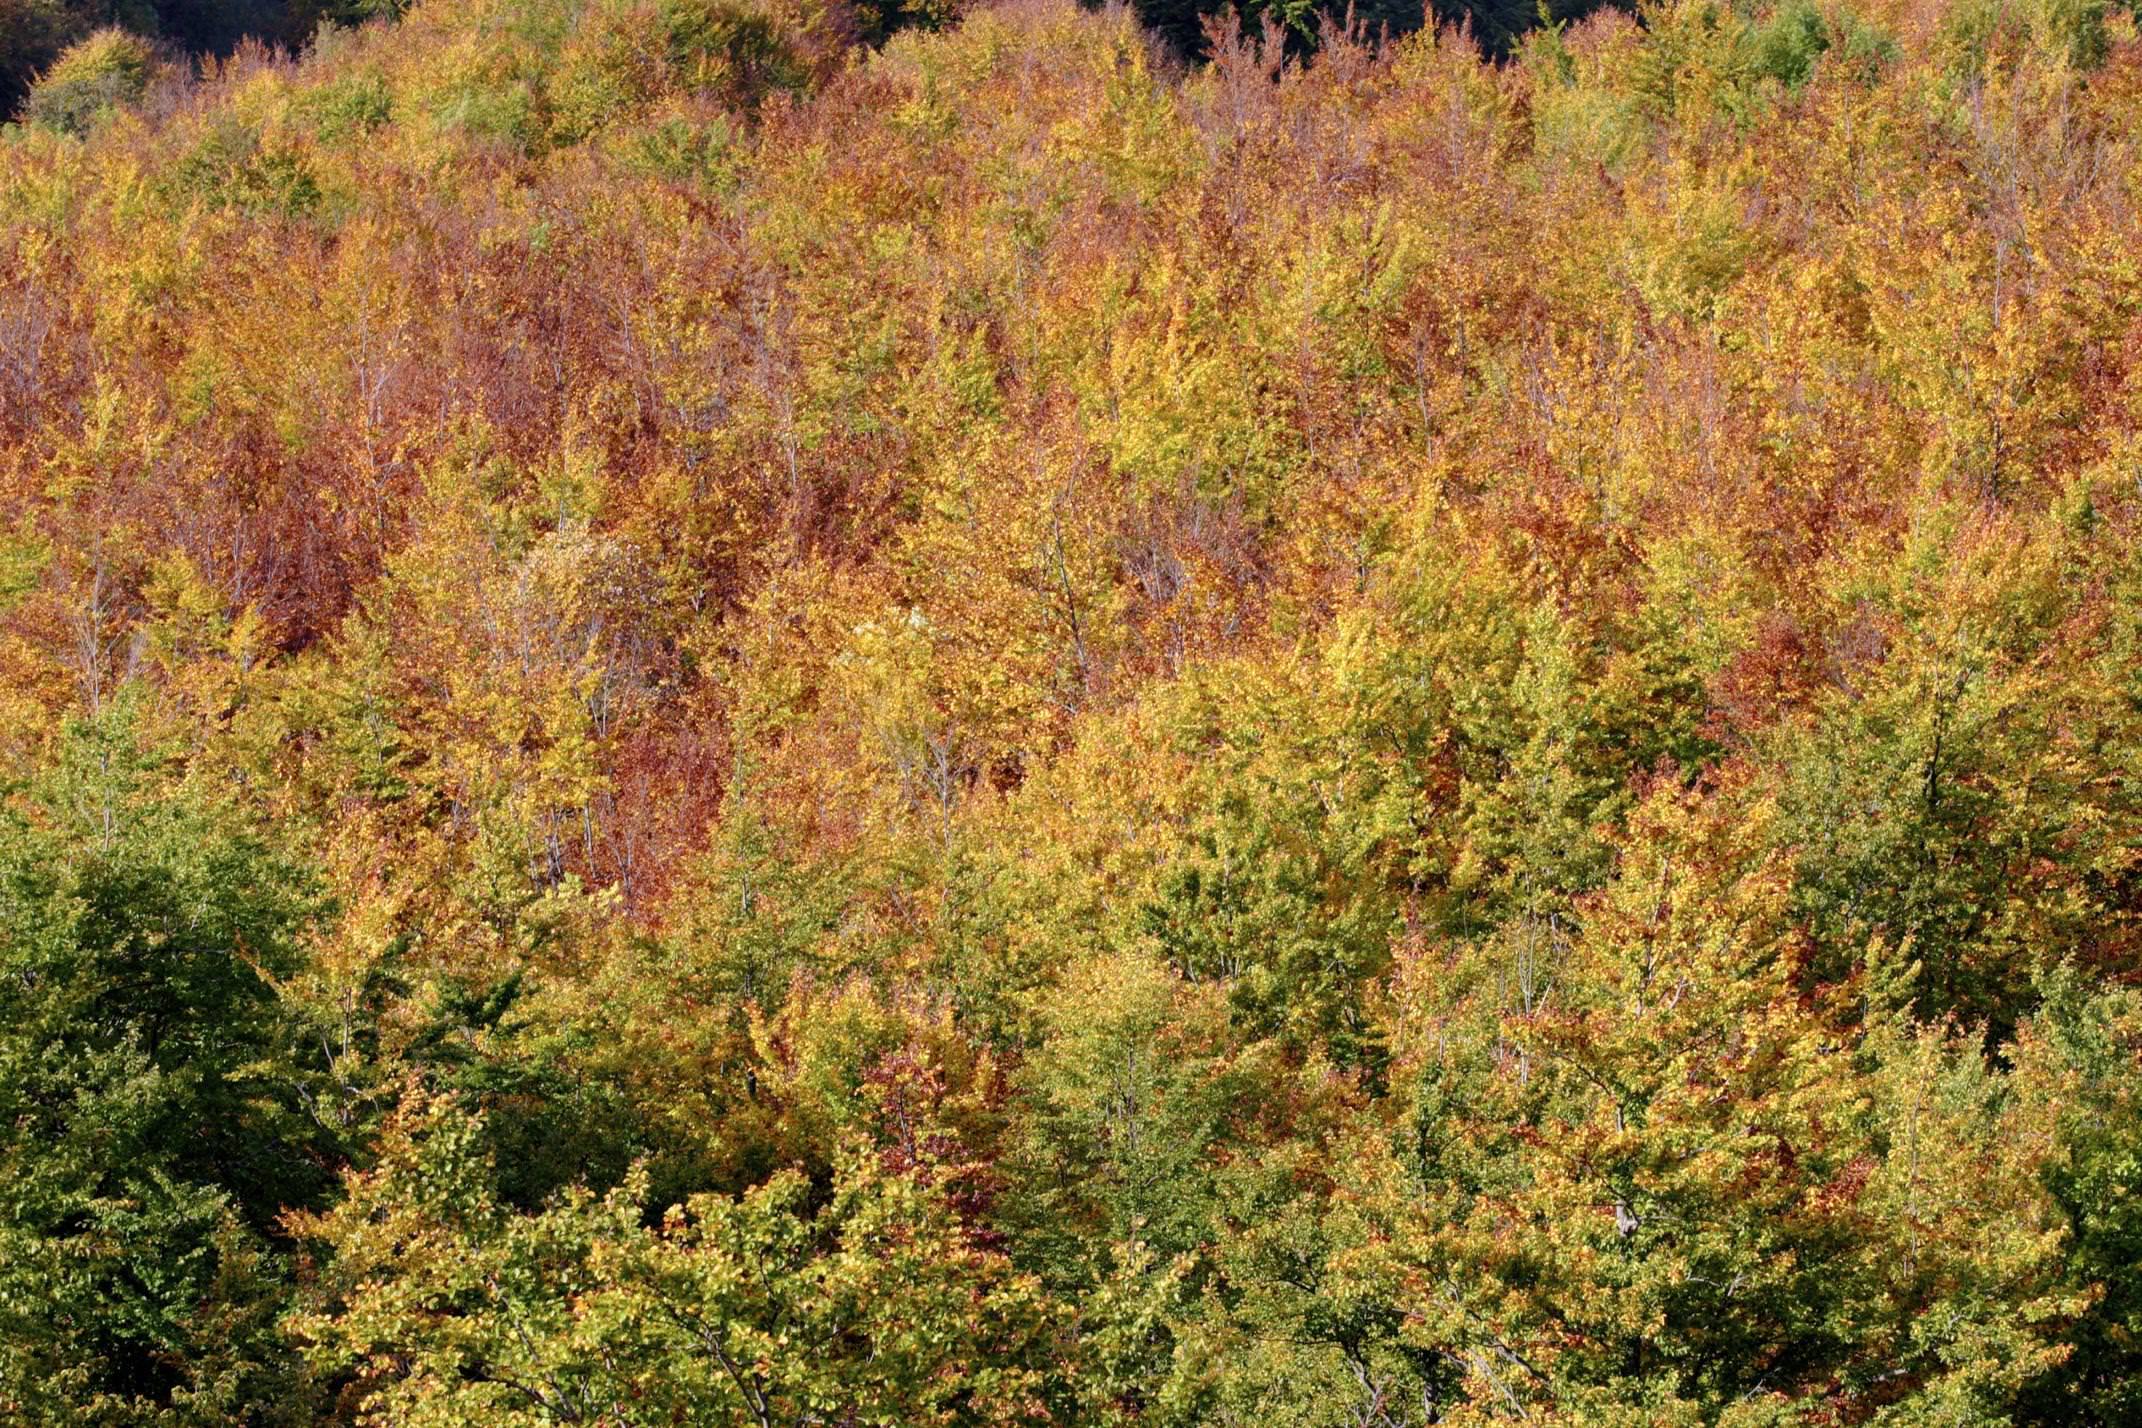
2011, 968, 2142, 1425
0, 702, 331, 1422
290, 1090, 1063, 1426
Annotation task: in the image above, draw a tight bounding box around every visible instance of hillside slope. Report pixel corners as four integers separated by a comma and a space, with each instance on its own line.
3, 0, 2142, 1423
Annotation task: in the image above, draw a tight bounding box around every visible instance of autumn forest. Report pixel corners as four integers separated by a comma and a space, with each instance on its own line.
2, 0, 2140, 1422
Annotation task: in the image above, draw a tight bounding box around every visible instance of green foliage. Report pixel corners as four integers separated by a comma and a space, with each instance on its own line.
165, 118, 324, 218
1745, 0, 1828, 88
22, 26, 153, 136
290, 1092, 1063, 1426
1735, 0, 1899, 93
2012, 969, 2142, 1423
0, 702, 330, 1421
614, 106, 744, 185
295, 66, 393, 141
1938, 0, 2111, 78
552, 0, 811, 141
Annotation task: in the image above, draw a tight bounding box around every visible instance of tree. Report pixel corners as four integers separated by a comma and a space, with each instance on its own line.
290, 1090, 1063, 1426
0, 700, 331, 1422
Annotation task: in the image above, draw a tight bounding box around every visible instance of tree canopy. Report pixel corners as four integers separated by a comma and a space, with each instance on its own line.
3, 0, 2142, 1422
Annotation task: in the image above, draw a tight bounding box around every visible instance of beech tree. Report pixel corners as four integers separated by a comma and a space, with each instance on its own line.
2, 0, 2141, 1422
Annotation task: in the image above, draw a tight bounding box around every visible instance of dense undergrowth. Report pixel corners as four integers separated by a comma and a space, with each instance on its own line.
4, 0, 2142, 1422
